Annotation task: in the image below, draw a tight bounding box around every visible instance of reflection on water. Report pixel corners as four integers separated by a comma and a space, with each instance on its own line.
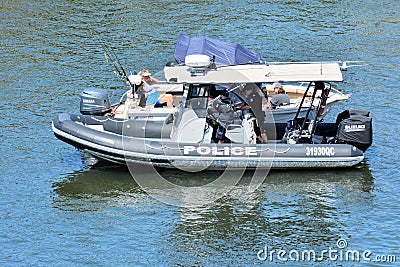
53, 164, 374, 261
164, 167, 374, 264
50, 155, 377, 265
54, 165, 373, 205
53, 165, 143, 212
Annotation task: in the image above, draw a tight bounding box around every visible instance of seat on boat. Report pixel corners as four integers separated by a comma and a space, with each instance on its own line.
171, 109, 206, 143
103, 119, 173, 138
225, 124, 248, 144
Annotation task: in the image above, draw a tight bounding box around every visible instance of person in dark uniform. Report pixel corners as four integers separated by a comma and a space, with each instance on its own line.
234, 83, 269, 144
207, 92, 235, 143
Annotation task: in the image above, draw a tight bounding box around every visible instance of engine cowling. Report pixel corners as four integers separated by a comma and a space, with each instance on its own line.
335, 110, 372, 152
80, 88, 111, 116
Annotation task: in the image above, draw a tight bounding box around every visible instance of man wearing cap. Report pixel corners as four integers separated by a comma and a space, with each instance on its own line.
270, 83, 290, 108
138, 70, 173, 108
139, 70, 158, 86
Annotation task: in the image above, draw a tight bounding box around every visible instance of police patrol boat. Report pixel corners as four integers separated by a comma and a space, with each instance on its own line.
52, 55, 372, 169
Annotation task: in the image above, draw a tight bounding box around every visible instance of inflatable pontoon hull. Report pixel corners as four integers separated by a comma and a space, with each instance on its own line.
52, 113, 365, 170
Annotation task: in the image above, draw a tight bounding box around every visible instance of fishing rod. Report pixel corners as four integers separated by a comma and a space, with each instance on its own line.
103, 43, 136, 90
90, 30, 140, 92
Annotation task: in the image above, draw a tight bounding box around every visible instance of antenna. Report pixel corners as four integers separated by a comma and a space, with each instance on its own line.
341, 62, 348, 71
320, 62, 323, 75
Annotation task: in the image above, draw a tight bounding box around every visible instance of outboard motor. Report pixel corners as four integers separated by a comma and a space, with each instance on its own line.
335, 110, 372, 151
80, 88, 111, 116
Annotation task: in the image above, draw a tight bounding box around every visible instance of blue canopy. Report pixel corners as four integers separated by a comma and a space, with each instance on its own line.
174, 34, 262, 66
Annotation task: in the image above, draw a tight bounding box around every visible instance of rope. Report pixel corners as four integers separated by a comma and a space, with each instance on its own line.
145, 143, 291, 154
145, 144, 183, 150
254, 146, 291, 154
90, 117, 129, 123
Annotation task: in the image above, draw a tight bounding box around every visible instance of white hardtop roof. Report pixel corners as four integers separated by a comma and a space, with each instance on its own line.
164, 62, 343, 83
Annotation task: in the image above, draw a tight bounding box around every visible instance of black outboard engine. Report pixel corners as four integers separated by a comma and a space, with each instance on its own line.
80, 88, 111, 116
335, 110, 372, 151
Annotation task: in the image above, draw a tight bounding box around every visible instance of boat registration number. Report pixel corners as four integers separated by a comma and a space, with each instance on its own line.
305, 146, 335, 157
